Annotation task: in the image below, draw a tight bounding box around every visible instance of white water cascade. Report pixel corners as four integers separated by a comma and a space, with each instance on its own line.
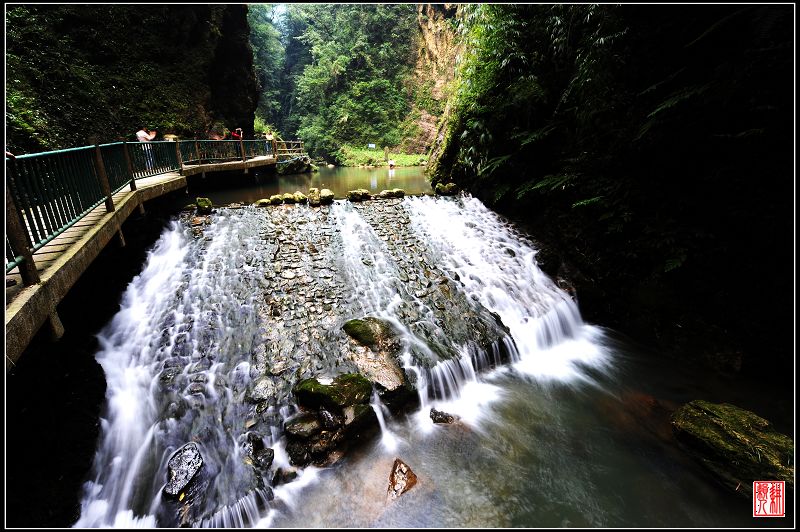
75, 210, 276, 528
405, 194, 612, 384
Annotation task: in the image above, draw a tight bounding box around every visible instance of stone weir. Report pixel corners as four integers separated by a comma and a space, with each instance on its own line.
164, 192, 513, 525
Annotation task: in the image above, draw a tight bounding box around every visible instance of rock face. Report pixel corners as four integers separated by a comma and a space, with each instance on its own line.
671, 400, 794, 498
163, 442, 204, 497
387, 458, 418, 500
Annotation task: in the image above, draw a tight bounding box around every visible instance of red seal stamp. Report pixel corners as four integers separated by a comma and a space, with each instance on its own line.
753, 481, 785, 517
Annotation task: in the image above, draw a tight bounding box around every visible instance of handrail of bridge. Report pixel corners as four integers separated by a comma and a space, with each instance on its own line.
5, 138, 282, 281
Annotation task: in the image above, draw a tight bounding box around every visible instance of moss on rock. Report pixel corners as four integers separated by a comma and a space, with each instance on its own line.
294, 373, 373, 412
434, 182, 458, 196
254, 198, 271, 207
320, 189, 335, 205
269, 194, 283, 205
671, 400, 794, 498
195, 197, 213, 214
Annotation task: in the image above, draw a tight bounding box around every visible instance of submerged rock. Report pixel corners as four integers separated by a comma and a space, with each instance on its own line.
387, 458, 418, 500
671, 400, 794, 498
163, 442, 203, 497
430, 408, 458, 424
284, 412, 322, 439
253, 448, 275, 470
320, 189, 335, 205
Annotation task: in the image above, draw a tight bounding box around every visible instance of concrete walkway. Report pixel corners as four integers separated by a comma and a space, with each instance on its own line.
6, 156, 278, 370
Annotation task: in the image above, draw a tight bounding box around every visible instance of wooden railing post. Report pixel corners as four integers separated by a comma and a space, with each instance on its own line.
94, 145, 115, 213
6, 181, 40, 286
122, 141, 137, 191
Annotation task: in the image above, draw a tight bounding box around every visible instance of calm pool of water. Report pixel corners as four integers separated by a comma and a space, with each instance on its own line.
179, 166, 432, 206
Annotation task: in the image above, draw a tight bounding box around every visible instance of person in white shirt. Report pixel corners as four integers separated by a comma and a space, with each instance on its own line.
135, 126, 157, 171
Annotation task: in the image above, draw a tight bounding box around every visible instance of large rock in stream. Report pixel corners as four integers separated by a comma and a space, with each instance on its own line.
286, 374, 379, 467
671, 400, 794, 498
342, 317, 415, 409
163, 442, 204, 497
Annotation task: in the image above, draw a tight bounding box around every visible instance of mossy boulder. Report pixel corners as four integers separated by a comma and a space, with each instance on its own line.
342, 317, 410, 398
378, 188, 406, 199
282, 192, 297, 204
434, 182, 458, 196
342, 317, 396, 347
254, 198, 271, 207
269, 194, 283, 205
320, 189, 335, 205
293, 191, 308, 204
671, 400, 794, 498
195, 197, 213, 214
294, 373, 373, 412
346, 189, 372, 202
308, 188, 321, 207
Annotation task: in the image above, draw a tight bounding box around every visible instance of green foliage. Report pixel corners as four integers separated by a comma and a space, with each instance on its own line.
432, 4, 793, 358
248, 4, 285, 126
6, 5, 258, 153
284, 4, 419, 158
334, 145, 426, 167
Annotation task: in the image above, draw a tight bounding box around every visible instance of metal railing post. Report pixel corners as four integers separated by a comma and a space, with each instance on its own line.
194, 140, 201, 165
122, 141, 137, 191
175, 141, 183, 170
94, 145, 115, 213
6, 181, 40, 286
239, 139, 246, 162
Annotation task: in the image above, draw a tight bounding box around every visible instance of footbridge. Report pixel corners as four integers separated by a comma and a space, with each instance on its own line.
4, 138, 293, 369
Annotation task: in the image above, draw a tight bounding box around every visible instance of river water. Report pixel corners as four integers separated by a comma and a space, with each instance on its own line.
73, 167, 793, 528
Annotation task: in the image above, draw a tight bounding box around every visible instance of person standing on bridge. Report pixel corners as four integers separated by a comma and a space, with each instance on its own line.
136, 126, 157, 172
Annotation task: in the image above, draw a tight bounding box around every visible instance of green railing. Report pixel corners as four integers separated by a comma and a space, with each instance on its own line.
6, 146, 108, 273
5, 138, 279, 278
129, 141, 180, 179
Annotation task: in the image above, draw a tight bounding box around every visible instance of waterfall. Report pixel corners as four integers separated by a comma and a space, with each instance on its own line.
75, 209, 277, 527
404, 195, 611, 383
370, 389, 400, 452
75, 195, 613, 528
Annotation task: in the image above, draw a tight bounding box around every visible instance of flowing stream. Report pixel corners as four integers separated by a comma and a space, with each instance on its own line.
74, 181, 792, 528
